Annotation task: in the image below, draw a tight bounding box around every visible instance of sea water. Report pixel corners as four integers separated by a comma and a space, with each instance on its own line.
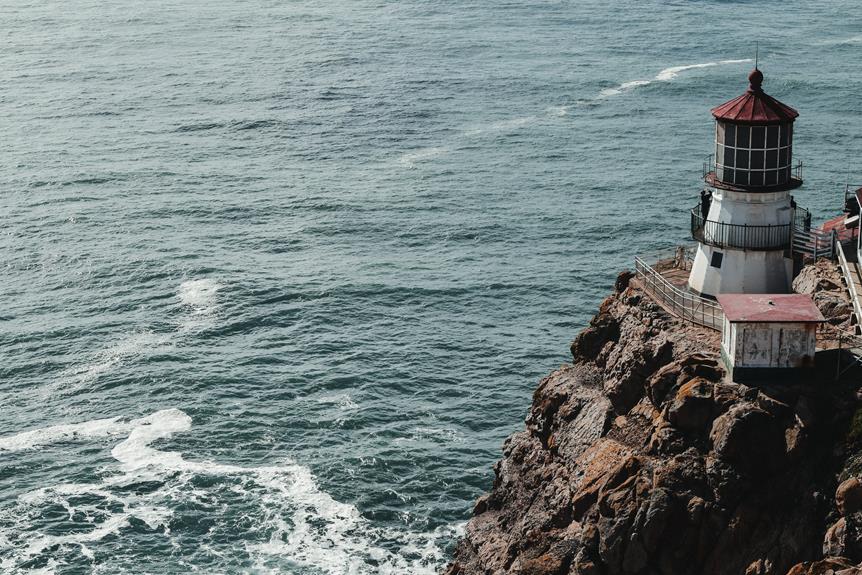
1, 0, 861, 573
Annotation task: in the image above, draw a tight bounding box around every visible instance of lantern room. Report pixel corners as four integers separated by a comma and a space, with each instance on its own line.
709, 69, 801, 191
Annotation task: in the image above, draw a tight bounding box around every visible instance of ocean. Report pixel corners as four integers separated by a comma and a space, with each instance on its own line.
1, 1, 860, 573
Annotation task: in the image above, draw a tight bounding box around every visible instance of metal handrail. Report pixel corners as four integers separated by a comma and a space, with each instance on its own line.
836, 240, 862, 335
634, 256, 723, 331
690, 207, 792, 250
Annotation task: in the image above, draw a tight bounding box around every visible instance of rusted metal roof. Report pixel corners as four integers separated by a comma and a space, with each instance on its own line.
711, 69, 799, 124
716, 293, 824, 323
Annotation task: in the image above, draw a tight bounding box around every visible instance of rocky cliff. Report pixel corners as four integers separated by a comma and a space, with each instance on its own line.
445, 260, 862, 575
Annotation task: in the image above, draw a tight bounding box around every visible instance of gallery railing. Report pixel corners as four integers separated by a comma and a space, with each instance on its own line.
690, 207, 793, 251
634, 256, 723, 331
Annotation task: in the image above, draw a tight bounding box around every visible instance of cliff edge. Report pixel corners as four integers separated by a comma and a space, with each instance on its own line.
445, 261, 862, 575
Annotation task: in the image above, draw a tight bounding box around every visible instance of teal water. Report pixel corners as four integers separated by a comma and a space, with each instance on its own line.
1, 1, 860, 573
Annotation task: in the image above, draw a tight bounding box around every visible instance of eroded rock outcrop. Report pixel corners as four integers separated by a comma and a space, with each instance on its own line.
445, 262, 862, 575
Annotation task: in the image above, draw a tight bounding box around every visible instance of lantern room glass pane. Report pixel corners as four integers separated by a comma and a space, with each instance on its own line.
724, 146, 734, 167
716, 122, 725, 146
765, 170, 778, 186
716, 166, 725, 181
715, 146, 723, 166
736, 149, 749, 169
780, 124, 790, 146
724, 168, 734, 182
749, 171, 764, 187
724, 124, 736, 147
779, 147, 788, 167
737, 126, 750, 148
767, 126, 779, 148
751, 127, 765, 149
766, 149, 778, 170
751, 150, 764, 169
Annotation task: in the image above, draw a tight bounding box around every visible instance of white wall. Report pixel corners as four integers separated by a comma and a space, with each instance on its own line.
722, 322, 816, 369
688, 187, 794, 297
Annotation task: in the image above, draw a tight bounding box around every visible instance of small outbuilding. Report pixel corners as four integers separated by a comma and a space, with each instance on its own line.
716, 293, 824, 383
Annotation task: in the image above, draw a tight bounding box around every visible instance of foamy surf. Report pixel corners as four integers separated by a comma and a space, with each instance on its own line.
178, 278, 220, 314
0, 409, 458, 574
398, 146, 450, 167
599, 58, 753, 97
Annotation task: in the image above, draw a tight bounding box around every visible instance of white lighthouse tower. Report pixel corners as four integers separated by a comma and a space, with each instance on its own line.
688, 68, 803, 298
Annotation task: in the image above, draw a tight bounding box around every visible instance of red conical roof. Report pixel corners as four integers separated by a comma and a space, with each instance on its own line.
711, 69, 799, 124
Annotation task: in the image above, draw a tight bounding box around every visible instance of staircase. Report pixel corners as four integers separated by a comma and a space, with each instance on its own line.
836, 241, 862, 334
793, 227, 837, 260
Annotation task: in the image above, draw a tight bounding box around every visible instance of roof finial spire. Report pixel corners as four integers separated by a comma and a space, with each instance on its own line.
748, 44, 764, 92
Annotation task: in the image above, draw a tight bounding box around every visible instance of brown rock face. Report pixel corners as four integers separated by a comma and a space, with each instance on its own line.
444, 261, 862, 575
838, 479, 862, 516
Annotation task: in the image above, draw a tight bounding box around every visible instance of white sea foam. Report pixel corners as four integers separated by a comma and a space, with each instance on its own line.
51, 331, 171, 395
815, 34, 862, 45
1, 408, 458, 574
178, 278, 220, 313
599, 58, 753, 97
0, 416, 125, 452
43, 279, 219, 398
398, 146, 450, 167
463, 115, 534, 137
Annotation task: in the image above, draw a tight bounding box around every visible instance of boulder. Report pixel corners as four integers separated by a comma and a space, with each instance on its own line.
838, 478, 862, 516
666, 377, 715, 432
709, 403, 785, 476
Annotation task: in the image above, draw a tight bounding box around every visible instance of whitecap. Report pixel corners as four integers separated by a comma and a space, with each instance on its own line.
50, 331, 172, 395
398, 146, 449, 167
1, 408, 459, 574
0, 416, 126, 452
177, 278, 220, 313
599, 58, 753, 97
463, 116, 534, 137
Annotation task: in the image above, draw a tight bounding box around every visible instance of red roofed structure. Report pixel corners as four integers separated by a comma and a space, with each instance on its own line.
716, 293, 824, 323
717, 293, 822, 383
711, 69, 799, 124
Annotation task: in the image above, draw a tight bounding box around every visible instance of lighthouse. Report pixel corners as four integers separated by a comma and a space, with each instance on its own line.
688, 68, 802, 298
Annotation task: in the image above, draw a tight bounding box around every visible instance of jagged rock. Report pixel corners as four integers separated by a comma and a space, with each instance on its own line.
815, 292, 853, 325
787, 557, 860, 575
445, 261, 860, 575
709, 403, 786, 476
571, 309, 620, 362
615, 270, 635, 293
666, 377, 715, 432
825, 513, 862, 563
793, 261, 843, 295
838, 478, 862, 516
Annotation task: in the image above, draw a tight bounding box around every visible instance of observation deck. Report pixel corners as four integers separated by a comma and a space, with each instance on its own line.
689, 204, 811, 251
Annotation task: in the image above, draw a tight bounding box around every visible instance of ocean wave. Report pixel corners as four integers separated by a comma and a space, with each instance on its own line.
462, 116, 534, 137
815, 34, 862, 46
599, 58, 753, 97
51, 331, 172, 394
0, 408, 460, 574
178, 278, 220, 314
40, 279, 219, 398
398, 146, 450, 167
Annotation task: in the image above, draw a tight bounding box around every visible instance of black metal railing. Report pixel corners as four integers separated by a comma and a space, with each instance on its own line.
793, 204, 811, 231
690, 207, 792, 250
